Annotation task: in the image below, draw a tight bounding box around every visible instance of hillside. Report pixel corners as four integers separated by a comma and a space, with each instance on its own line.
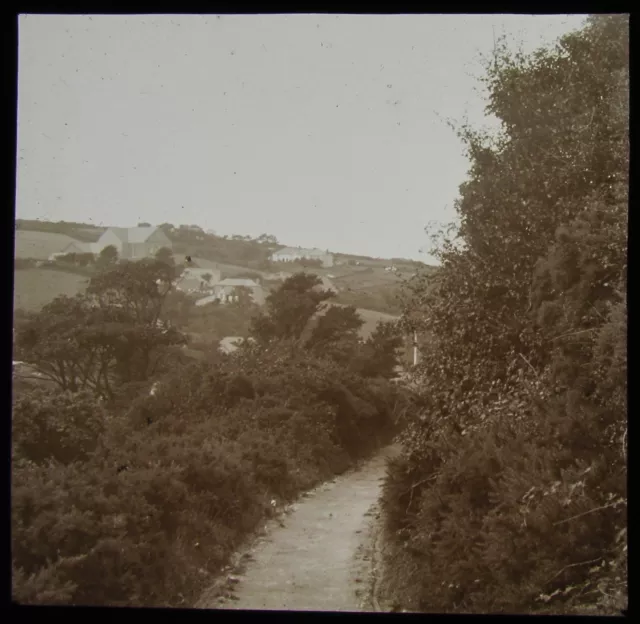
13, 268, 89, 312
14, 230, 83, 260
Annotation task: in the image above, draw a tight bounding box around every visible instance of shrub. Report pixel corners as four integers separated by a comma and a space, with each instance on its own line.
12, 334, 409, 606
381, 15, 628, 615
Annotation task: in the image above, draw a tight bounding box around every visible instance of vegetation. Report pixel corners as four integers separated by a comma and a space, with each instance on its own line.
381, 15, 627, 615
12, 257, 410, 606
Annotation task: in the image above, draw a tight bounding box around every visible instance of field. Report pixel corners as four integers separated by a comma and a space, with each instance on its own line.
13, 268, 89, 313
14, 230, 83, 260
353, 307, 399, 339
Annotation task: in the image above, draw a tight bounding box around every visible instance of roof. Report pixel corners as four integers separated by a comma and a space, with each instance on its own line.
272, 246, 331, 257
106, 226, 159, 243
217, 278, 259, 287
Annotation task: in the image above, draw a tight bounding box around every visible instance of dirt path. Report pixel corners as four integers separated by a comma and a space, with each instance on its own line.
196, 445, 400, 612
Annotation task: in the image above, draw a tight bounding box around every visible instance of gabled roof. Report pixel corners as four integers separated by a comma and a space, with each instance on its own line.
106, 226, 160, 243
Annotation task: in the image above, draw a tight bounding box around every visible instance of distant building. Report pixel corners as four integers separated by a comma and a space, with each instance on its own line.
54, 226, 172, 261
270, 246, 334, 268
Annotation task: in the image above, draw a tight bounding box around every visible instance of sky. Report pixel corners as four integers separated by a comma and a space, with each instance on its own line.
16, 13, 588, 262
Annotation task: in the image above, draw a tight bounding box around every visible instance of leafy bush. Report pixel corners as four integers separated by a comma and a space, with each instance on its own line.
12, 318, 409, 606
382, 15, 627, 615
12, 388, 105, 465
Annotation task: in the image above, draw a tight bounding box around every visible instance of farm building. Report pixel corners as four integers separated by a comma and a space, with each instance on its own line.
270, 246, 334, 268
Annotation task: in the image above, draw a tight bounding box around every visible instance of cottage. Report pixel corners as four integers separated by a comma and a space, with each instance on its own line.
270, 246, 334, 268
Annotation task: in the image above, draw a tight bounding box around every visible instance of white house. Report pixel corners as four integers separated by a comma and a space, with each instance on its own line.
270, 246, 334, 268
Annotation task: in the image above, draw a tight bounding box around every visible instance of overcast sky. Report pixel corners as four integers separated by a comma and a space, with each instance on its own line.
16, 13, 587, 261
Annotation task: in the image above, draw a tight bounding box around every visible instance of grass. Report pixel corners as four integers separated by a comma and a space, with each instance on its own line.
14, 230, 83, 260
13, 268, 89, 313
353, 307, 399, 340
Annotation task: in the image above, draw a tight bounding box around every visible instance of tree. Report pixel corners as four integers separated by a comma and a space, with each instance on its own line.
97, 245, 118, 267
137, 222, 152, 227
13, 295, 115, 395
353, 320, 403, 379
86, 258, 175, 326
15, 259, 188, 396
256, 233, 279, 245
85, 259, 186, 384
201, 272, 213, 285
159, 289, 194, 328
249, 272, 335, 344
387, 15, 628, 614
307, 305, 364, 363
155, 246, 175, 268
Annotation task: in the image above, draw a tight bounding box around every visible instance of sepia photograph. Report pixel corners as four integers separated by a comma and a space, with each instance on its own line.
12, 12, 627, 614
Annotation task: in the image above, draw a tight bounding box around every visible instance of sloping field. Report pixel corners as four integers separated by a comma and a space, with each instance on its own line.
355, 307, 399, 340
332, 268, 406, 291
319, 303, 399, 341
13, 268, 88, 312
14, 230, 80, 260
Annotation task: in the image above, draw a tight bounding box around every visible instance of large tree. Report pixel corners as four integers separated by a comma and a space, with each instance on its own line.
306, 304, 364, 364
249, 272, 335, 343
15, 260, 186, 397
